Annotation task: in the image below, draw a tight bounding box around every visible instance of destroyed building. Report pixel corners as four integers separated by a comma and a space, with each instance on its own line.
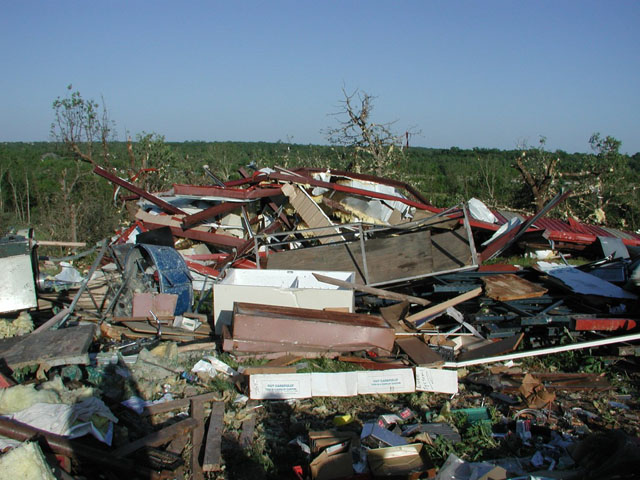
0, 164, 639, 479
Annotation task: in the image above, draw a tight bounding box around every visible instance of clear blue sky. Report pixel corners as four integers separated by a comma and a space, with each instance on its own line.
1, 1, 639, 153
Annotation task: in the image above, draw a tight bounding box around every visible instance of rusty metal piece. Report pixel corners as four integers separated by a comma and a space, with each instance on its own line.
182, 202, 242, 229
226, 302, 395, 354
94, 165, 185, 215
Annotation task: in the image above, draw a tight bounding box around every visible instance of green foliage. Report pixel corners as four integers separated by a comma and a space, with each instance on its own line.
50, 85, 115, 165
423, 410, 499, 463
2, 136, 640, 241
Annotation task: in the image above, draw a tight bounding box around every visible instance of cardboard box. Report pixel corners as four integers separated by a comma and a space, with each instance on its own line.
213, 269, 355, 334
309, 431, 359, 480
367, 443, 435, 478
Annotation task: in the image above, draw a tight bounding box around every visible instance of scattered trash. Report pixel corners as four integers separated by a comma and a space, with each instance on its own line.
1, 165, 639, 478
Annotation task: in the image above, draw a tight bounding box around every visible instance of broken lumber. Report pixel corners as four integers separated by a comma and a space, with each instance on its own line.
202, 401, 225, 472
0, 417, 169, 480
405, 287, 482, 324
281, 183, 343, 243
142, 392, 220, 417
313, 273, 431, 306
0, 324, 95, 369
482, 274, 548, 301
190, 398, 205, 480
112, 417, 199, 458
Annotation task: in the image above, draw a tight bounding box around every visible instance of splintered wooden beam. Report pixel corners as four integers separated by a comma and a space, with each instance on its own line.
190, 398, 205, 480
405, 287, 482, 324
202, 401, 225, 472
313, 273, 431, 306
166, 434, 189, 455
142, 392, 220, 417
112, 417, 198, 458
380, 302, 413, 333
239, 402, 259, 449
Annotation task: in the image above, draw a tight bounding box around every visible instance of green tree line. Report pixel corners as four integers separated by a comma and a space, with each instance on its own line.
1, 139, 639, 244
1, 86, 638, 243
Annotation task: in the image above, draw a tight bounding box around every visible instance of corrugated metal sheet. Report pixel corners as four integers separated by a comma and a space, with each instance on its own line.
494, 210, 525, 223
483, 209, 640, 247
600, 226, 640, 242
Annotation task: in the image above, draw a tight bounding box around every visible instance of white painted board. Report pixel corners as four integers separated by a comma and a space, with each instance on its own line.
249, 373, 312, 400
311, 372, 358, 397
356, 368, 415, 395
415, 367, 458, 394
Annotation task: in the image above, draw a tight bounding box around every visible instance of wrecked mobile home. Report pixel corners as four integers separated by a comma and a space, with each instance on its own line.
1, 165, 640, 479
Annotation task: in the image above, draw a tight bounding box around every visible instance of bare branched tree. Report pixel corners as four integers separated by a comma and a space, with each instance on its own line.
325, 88, 416, 176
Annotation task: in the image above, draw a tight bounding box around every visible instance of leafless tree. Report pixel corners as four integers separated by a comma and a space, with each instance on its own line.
325, 88, 416, 176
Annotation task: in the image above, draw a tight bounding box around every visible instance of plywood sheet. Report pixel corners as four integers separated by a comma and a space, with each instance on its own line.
268, 228, 473, 285
482, 274, 548, 301
0, 324, 95, 369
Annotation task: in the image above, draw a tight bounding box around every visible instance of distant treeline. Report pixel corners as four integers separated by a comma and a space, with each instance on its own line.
1, 141, 639, 243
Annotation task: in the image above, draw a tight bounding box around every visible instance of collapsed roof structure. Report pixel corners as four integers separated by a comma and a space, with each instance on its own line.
1, 164, 640, 478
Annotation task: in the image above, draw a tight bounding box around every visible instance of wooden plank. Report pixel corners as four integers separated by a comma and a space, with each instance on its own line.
268, 229, 439, 285
482, 274, 548, 301
0, 324, 95, 369
337, 356, 408, 370
177, 342, 217, 354
380, 301, 413, 333
456, 333, 524, 362
32, 308, 70, 334
430, 228, 474, 273
281, 183, 342, 243
313, 274, 431, 306
165, 434, 189, 455
37, 240, 87, 247
142, 392, 220, 417
202, 401, 225, 472
121, 321, 210, 338
190, 398, 205, 480
395, 336, 444, 366
239, 401, 259, 449
264, 354, 303, 367
405, 288, 482, 325
112, 417, 198, 458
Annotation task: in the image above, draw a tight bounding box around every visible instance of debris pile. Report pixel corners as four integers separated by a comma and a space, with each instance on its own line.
0, 165, 640, 479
